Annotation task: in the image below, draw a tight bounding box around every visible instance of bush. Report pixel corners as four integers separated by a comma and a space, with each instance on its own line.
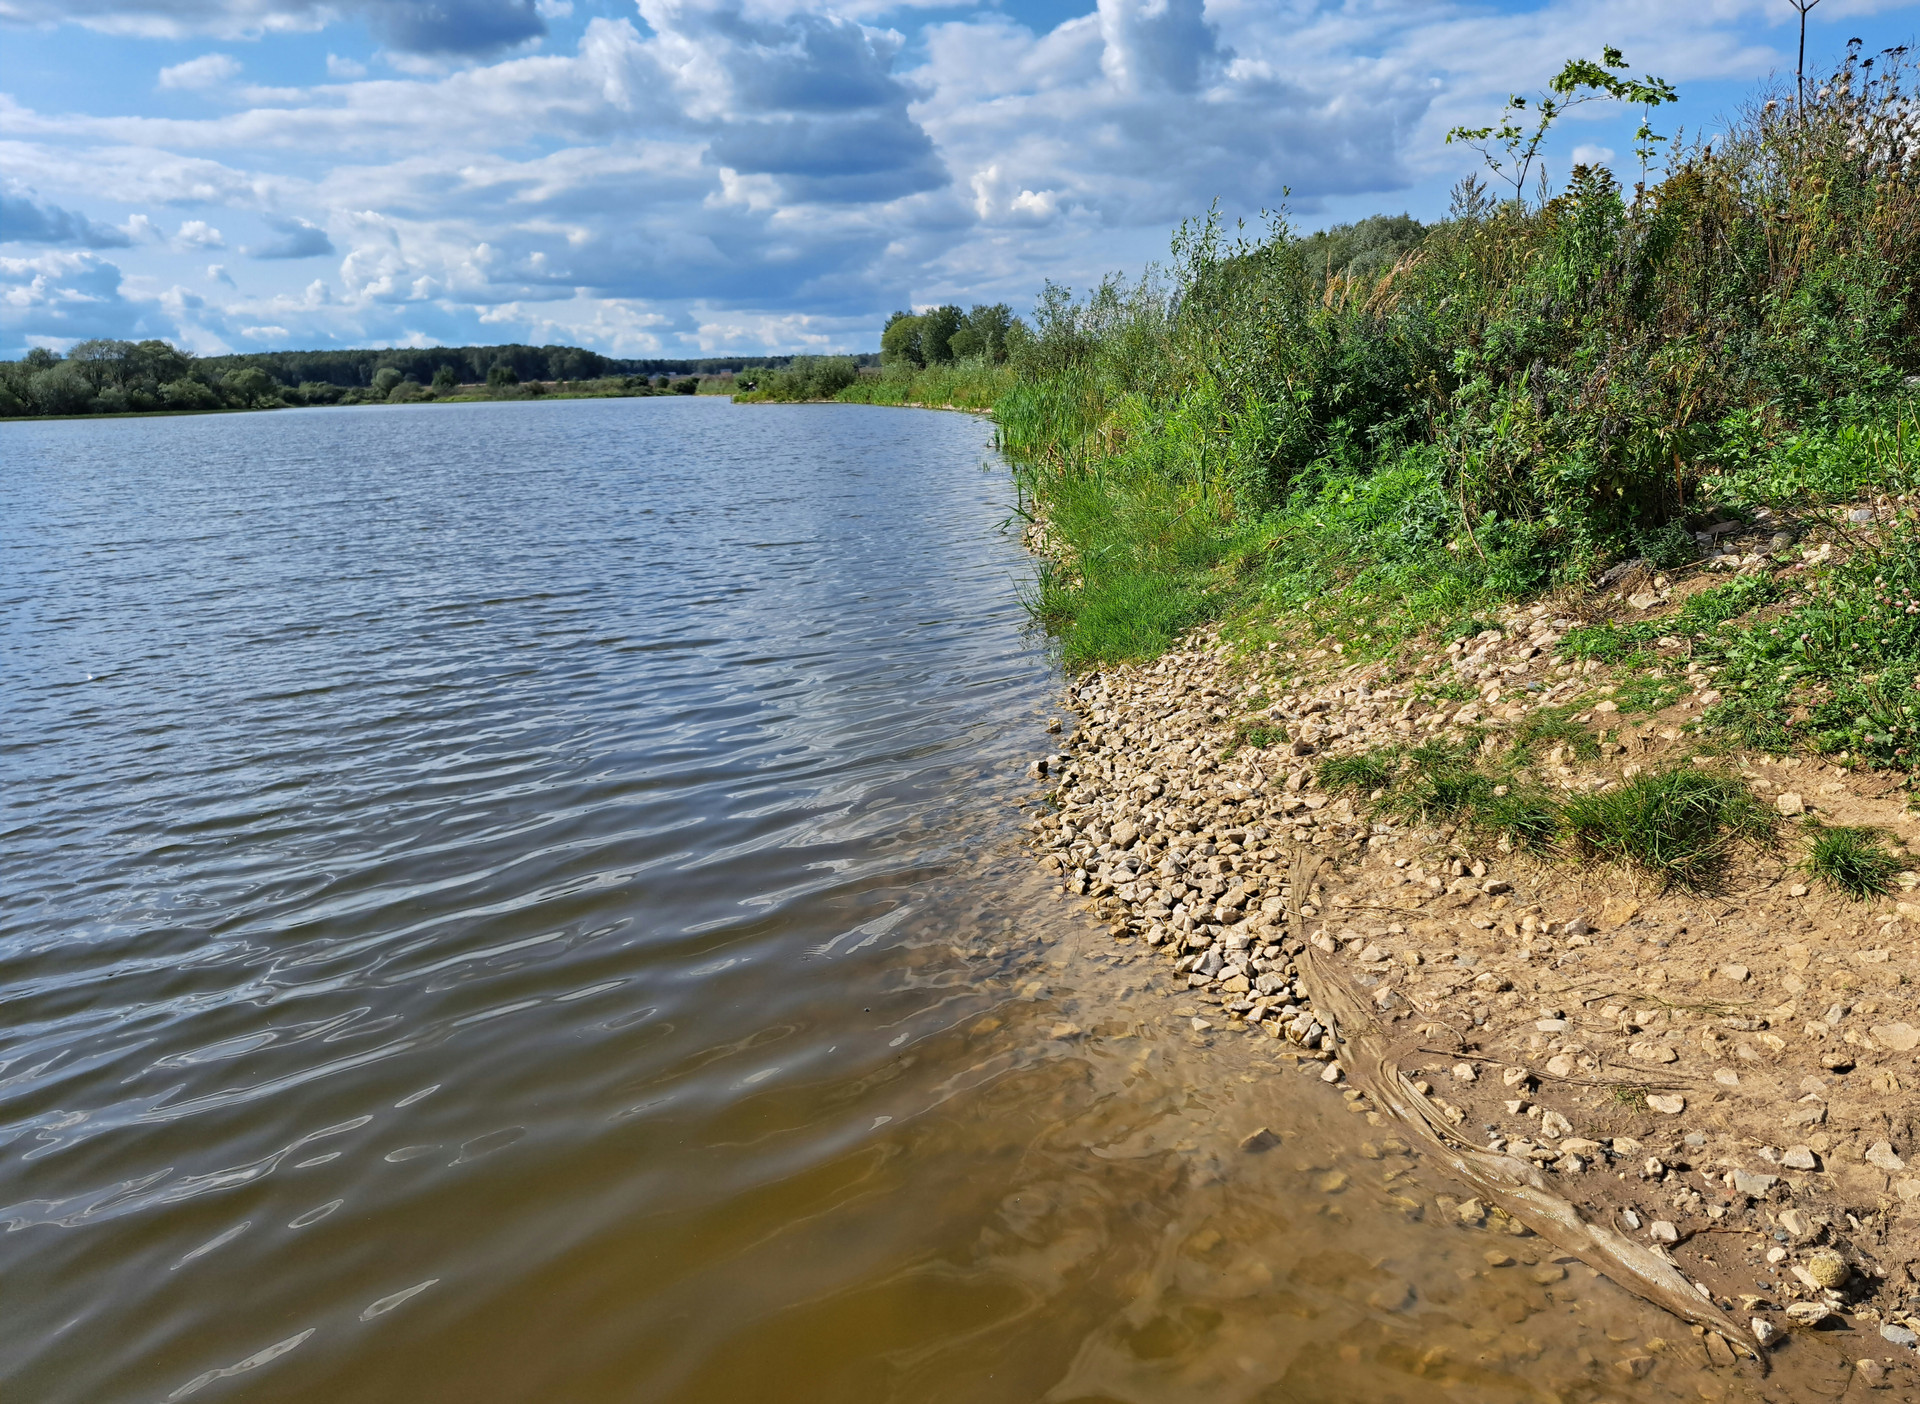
1001, 44, 1920, 676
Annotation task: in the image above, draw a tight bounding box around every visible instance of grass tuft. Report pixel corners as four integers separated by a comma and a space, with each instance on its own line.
1803, 822, 1903, 900
1319, 749, 1399, 795
1562, 768, 1770, 890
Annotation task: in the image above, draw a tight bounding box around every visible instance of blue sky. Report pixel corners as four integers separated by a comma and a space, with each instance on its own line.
3, 0, 1919, 357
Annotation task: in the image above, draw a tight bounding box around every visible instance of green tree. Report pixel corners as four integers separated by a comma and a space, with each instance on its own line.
1446, 47, 1677, 201
487, 363, 518, 387
371, 367, 405, 397
431, 365, 459, 391
948, 303, 1017, 362
222, 367, 279, 407
881, 311, 925, 367
919, 305, 965, 364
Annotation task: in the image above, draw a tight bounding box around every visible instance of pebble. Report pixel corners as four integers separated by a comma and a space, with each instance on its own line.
1776, 792, 1806, 816
1239, 1127, 1279, 1153
1782, 1146, 1818, 1170
1646, 1094, 1686, 1115
1786, 1301, 1833, 1325
1752, 1317, 1779, 1347
1732, 1170, 1778, 1196
1629, 1042, 1678, 1063
1883, 1323, 1920, 1349
1868, 1141, 1907, 1173
1650, 1221, 1679, 1244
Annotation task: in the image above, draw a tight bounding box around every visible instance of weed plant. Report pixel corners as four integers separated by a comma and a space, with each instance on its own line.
1803, 822, 1904, 899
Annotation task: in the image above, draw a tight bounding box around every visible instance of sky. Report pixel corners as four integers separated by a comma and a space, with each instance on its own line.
3, 0, 1920, 358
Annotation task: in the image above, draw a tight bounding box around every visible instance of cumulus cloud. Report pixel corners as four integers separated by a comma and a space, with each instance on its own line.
0, 0, 1894, 357
243, 215, 334, 258
0, 188, 135, 247
0, 251, 145, 345
157, 52, 241, 88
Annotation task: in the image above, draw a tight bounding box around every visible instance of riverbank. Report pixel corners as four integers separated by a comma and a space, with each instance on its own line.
1021, 524, 1920, 1389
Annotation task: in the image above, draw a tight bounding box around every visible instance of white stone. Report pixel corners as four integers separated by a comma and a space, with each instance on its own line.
1776, 792, 1806, 816
1867, 1140, 1907, 1173
1647, 1094, 1686, 1115
1649, 1220, 1679, 1243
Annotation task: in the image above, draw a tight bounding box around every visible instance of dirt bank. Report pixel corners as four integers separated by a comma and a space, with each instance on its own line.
1025, 604, 1920, 1395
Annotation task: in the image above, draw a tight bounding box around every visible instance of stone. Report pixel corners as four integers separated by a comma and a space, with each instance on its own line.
1871, 1022, 1920, 1053
1630, 1042, 1679, 1064
1534, 1018, 1570, 1033
1732, 1170, 1778, 1196
1647, 1094, 1686, 1115
1240, 1127, 1279, 1153
1779, 1209, 1811, 1239
1751, 1317, 1779, 1348
1456, 1197, 1487, 1226
1321, 1060, 1343, 1084
1546, 1054, 1576, 1078
1858, 1358, 1890, 1388
1649, 1220, 1679, 1243
1785, 1301, 1833, 1326
1720, 964, 1750, 982
1882, 1323, 1919, 1349
1540, 1110, 1573, 1139
1782, 1146, 1818, 1170
1867, 1141, 1907, 1173
1705, 1333, 1738, 1368
1715, 1069, 1741, 1087
1502, 1066, 1531, 1087
1452, 1062, 1477, 1082
1776, 792, 1806, 816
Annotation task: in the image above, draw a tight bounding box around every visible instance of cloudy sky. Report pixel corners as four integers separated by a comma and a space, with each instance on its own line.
3, 0, 1918, 357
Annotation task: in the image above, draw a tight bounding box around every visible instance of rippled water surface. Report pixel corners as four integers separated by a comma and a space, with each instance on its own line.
1, 398, 1809, 1404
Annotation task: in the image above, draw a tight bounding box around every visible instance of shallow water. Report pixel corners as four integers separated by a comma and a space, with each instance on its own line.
0, 398, 1830, 1403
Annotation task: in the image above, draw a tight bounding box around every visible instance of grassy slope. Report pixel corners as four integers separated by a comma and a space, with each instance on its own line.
990, 49, 1920, 781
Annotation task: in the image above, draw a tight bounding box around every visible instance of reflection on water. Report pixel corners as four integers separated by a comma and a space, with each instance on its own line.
0, 399, 1814, 1403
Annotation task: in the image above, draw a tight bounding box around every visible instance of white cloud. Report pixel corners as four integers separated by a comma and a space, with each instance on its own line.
157, 52, 242, 89
6, 0, 1917, 356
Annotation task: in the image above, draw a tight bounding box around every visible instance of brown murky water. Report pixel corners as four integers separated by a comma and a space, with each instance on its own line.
0, 399, 1834, 1403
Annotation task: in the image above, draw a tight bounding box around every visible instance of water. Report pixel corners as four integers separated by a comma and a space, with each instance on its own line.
0, 398, 1822, 1403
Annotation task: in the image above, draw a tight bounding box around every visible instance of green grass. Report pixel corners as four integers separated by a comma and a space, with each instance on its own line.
1510, 707, 1599, 762
1803, 822, 1904, 900
1561, 769, 1770, 890
1319, 750, 1399, 795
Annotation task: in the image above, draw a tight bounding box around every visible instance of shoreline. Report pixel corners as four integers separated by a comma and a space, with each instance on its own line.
1023, 609, 1920, 1389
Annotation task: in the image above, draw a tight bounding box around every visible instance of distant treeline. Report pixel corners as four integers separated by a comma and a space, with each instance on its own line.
0, 339, 879, 419
195, 344, 862, 389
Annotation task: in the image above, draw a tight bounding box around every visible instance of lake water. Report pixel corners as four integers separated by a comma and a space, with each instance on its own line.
0, 398, 1803, 1403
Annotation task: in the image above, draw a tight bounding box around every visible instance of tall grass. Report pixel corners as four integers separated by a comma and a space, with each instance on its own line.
998, 44, 1920, 695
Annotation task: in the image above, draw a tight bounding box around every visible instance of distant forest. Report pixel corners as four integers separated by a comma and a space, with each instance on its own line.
0, 340, 881, 419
